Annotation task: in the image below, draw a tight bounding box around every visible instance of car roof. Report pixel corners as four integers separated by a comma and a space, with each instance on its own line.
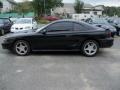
51, 19, 90, 25
53, 19, 82, 23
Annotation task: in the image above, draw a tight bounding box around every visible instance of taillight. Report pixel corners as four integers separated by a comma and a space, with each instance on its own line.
105, 29, 111, 37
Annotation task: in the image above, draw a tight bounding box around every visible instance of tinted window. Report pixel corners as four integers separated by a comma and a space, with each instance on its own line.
47, 22, 73, 32
74, 23, 86, 31
80, 22, 97, 30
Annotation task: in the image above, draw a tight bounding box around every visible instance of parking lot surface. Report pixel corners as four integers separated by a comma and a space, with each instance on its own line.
0, 36, 120, 90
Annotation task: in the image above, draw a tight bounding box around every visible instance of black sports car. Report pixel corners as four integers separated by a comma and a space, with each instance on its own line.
2, 19, 114, 57
0, 18, 13, 35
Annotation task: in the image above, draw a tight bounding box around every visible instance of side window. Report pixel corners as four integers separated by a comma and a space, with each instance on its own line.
47, 22, 73, 32
74, 23, 86, 31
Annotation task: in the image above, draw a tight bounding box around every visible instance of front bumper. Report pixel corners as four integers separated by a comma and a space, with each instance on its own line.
99, 38, 114, 48
11, 29, 32, 33
2, 42, 12, 49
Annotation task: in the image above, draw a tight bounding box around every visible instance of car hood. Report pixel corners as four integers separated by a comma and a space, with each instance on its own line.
12, 24, 32, 28
4, 31, 37, 39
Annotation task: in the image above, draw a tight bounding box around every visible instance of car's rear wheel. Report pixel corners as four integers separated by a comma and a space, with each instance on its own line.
81, 40, 99, 57
0, 29, 4, 36
117, 30, 120, 36
13, 40, 30, 56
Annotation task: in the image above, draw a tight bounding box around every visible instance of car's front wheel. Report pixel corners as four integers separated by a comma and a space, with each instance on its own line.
13, 40, 30, 56
82, 40, 99, 57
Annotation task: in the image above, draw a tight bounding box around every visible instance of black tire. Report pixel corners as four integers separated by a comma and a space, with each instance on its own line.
0, 30, 2, 36
81, 40, 99, 57
117, 30, 120, 36
0, 29, 4, 36
13, 40, 30, 56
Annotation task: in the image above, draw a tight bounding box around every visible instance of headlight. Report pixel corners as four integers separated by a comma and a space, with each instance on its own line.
3, 38, 14, 43
25, 26, 31, 29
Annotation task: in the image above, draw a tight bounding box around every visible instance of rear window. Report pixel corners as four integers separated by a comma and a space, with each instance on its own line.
74, 23, 86, 31
75, 22, 97, 31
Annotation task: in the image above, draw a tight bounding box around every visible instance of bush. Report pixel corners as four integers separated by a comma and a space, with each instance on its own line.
38, 19, 50, 24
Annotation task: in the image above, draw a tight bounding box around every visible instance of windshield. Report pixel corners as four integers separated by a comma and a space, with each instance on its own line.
36, 24, 49, 32
114, 19, 120, 24
92, 19, 109, 24
15, 19, 32, 24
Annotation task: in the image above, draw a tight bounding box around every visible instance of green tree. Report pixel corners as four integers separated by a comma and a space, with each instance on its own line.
74, 0, 84, 13
0, 1, 3, 13
103, 6, 120, 17
14, 1, 33, 17
32, 0, 63, 17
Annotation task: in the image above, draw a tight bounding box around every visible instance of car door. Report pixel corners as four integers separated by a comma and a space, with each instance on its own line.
3, 19, 12, 32
4, 19, 12, 28
72, 22, 93, 48
31, 21, 75, 50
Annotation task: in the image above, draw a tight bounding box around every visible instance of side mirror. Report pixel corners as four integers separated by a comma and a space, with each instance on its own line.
41, 29, 46, 35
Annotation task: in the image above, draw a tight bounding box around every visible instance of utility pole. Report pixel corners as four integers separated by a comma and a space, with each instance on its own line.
44, 0, 46, 16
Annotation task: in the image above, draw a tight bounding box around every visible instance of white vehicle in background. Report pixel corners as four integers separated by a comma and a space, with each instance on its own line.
72, 14, 98, 21
11, 18, 37, 33
10, 18, 18, 23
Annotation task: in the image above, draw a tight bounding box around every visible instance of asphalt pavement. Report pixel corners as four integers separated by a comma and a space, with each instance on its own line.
0, 36, 120, 90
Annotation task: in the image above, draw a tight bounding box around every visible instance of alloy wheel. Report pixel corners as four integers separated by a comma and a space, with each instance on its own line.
14, 40, 30, 56
82, 41, 99, 56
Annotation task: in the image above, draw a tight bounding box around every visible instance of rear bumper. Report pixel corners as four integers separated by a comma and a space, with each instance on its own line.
99, 38, 114, 48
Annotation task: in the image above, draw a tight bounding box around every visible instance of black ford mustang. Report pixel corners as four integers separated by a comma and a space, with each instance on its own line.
2, 19, 114, 57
